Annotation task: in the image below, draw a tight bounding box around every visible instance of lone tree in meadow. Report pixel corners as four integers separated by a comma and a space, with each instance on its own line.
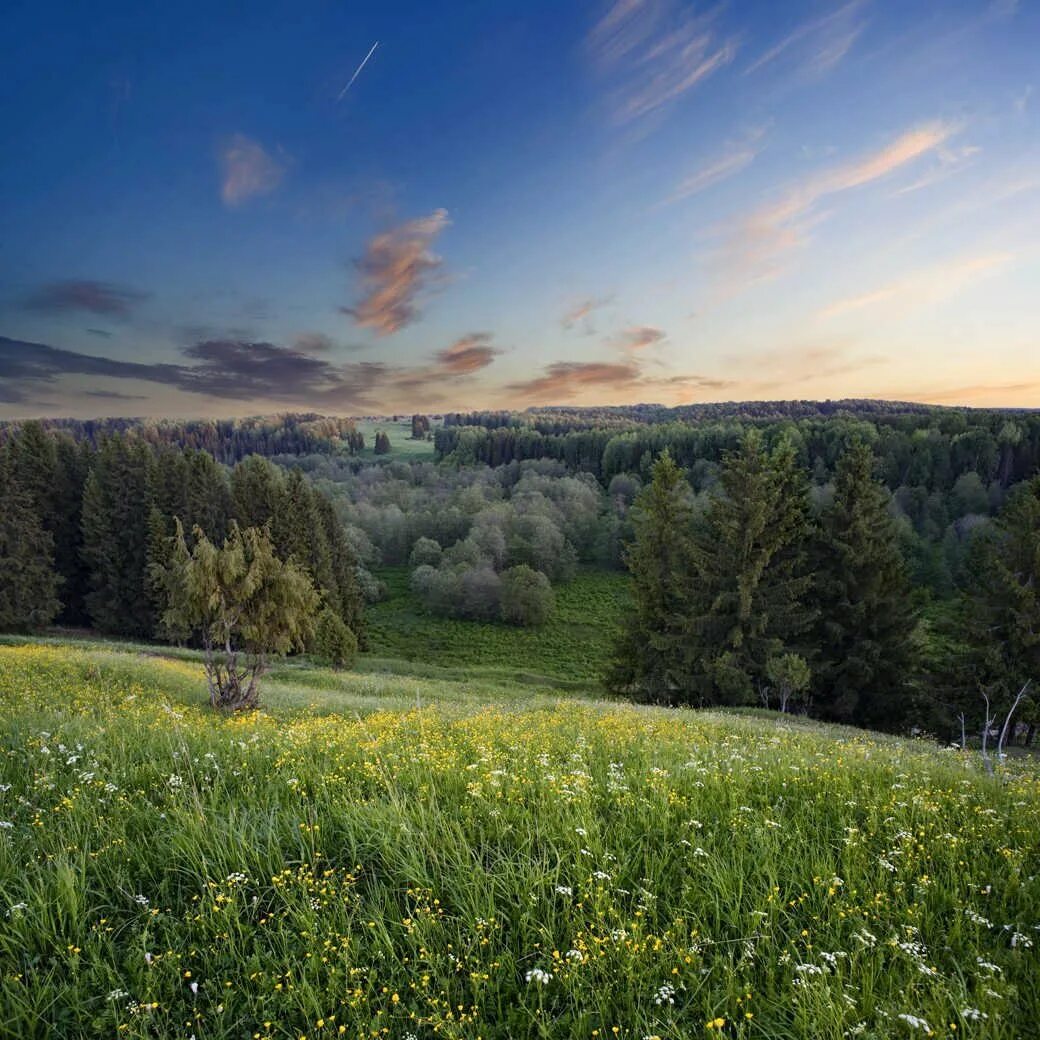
159, 520, 319, 711
374, 431, 392, 455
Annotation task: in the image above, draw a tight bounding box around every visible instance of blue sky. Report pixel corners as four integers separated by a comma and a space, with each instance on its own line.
1, 0, 1038, 417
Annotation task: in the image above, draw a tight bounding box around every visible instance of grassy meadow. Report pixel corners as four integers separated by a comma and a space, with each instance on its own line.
364, 568, 630, 688
2, 643, 1039, 1039
352, 420, 437, 462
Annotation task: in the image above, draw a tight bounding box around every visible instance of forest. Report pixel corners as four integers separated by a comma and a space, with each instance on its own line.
1, 404, 1038, 743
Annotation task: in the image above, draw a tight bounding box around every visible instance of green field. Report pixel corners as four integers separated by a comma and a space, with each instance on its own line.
1, 643, 1039, 1040
364, 567, 630, 688
353, 419, 437, 462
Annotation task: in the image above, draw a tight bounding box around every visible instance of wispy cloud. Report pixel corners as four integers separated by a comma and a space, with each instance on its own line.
891, 143, 980, 196
735, 344, 889, 388
615, 325, 667, 351
745, 1, 866, 79
218, 134, 287, 207
818, 252, 1012, 320
507, 360, 642, 400
665, 130, 765, 204
716, 120, 958, 285
562, 295, 614, 333
22, 279, 148, 317
506, 352, 728, 405
588, 0, 736, 126
435, 332, 500, 374
345, 210, 450, 336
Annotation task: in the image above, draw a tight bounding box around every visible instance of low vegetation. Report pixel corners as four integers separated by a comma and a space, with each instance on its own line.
1, 643, 1038, 1039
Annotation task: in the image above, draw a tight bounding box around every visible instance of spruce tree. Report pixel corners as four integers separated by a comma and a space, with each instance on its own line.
0, 445, 61, 631
606, 450, 695, 699
51, 436, 92, 623
685, 431, 815, 705
81, 436, 156, 636
812, 440, 917, 725
230, 455, 287, 530
957, 476, 1040, 726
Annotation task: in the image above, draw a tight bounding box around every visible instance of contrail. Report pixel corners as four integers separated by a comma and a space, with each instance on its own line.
337, 41, 379, 101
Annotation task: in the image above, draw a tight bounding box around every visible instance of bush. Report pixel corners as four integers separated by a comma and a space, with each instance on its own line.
311, 607, 358, 669
409, 536, 443, 568
500, 565, 555, 626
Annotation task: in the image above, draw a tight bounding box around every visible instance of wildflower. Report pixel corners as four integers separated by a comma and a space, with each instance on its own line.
133, 894, 149, 906
0, 821, 13, 830
554, 885, 573, 896
654, 983, 676, 1006
960, 1009, 987, 1022
565, 949, 584, 963
896, 1014, 931, 1031
525, 968, 552, 985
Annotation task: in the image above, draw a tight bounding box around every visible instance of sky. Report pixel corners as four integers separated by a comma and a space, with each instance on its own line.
1, 0, 1038, 418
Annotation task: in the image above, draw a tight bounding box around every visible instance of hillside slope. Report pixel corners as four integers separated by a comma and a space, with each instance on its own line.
1, 643, 1038, 1039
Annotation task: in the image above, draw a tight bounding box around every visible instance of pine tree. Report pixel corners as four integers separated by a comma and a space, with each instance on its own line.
606, 450, 695, 699
314, 494, 364, 637
81, 436, 156, 636
685, 431, 816, 705
812, 440, 917, 725
0, 445, 61, 631
374, 431, 391, 455
957, 476, 1040, 727
51, 436, 92, 623
185, 449, 231, 543
230, 455, 287, 531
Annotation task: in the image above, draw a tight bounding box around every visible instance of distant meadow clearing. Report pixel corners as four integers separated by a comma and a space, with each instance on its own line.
1, 644, 1038, 1039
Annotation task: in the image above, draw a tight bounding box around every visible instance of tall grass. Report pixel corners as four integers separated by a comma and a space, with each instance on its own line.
1, 644, 1038, 1039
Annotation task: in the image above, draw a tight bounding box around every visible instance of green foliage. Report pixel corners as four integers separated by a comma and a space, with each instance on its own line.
684, 432, 816, 706
500, 564, 555, 626
311, 606, 358, 669
409, 536, 443, 568
0, 446, 61, 631
766, 652, 812, 713
80, 435, 156, 637
812, 440, 917, 726
606, 451, 695, 697
159, 521, 320, 710
373, 430, 392, 454
370, 567, 628, 685
956, 477, 1040, 722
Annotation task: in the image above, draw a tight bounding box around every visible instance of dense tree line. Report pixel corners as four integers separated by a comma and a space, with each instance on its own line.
0, 423, 363, 648
0, 413, 364, 464
609, 435, 1039, 742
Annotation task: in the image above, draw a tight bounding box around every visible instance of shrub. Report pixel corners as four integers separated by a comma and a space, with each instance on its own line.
500, 564, 555, 626
311, 607, 358, 669
409, 536, 443, 568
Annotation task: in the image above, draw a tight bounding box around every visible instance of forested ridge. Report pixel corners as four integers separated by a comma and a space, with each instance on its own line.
0, 413, 365, 463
